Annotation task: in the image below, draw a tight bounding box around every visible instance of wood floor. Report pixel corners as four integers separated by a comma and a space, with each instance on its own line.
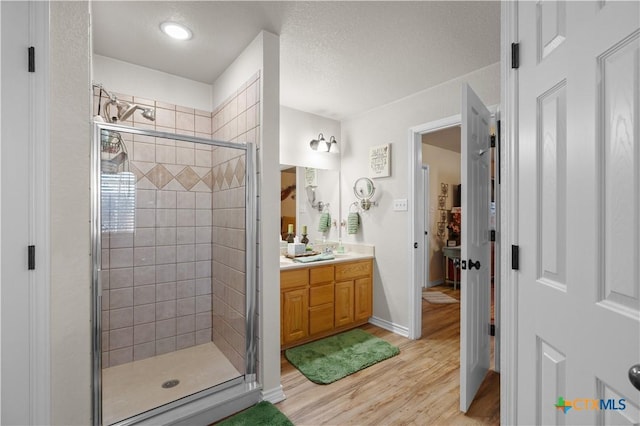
276, 285, 499, 425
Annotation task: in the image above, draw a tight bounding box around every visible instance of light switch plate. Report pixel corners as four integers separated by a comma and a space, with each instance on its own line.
393, 199, 408, 211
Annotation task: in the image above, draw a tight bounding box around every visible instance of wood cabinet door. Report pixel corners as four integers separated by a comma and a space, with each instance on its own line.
354, 277, 372, 321
282, 288, 308, 344
334, 281, 354, 327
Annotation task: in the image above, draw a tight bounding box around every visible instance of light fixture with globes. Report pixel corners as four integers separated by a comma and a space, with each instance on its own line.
309, 133, 339, 154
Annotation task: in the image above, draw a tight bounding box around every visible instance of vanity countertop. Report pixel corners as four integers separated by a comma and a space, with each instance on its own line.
280, 251, 374, 271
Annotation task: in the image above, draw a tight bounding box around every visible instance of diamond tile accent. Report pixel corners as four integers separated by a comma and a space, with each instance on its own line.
202, 170, 214, 190
224, 162, 234, 188
146, 164, 173, 189
234, 157, 245, 187
215, 167, 224, 190
175, 166, 200, 191
129, 163, 144, 182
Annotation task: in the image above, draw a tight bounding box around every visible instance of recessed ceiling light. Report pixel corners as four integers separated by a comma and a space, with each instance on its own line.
160, 22, 192, 41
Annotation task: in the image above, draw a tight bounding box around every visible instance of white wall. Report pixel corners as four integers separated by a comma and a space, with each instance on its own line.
280, 106, 340, 171
50, 2, 92, 424
340, 62, 500, 331
212, 31, 282, 402
93, 55, 213, 111
422, 144, 461, 285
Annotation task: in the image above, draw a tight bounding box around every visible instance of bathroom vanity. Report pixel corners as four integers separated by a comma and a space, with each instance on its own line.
279, 250, 374, 349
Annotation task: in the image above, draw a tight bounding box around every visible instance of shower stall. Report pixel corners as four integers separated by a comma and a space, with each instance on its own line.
91, 122, 259, 425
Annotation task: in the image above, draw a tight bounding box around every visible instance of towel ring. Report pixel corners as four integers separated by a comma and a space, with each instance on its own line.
349, 202, 360, 213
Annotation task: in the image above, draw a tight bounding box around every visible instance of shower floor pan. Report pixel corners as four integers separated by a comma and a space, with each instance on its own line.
102, 342, 241, 425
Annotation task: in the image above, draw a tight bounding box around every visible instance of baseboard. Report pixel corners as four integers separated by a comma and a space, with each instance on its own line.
262, 385, 286, 404
426, 279, 444, 288
368, 316, 409, 338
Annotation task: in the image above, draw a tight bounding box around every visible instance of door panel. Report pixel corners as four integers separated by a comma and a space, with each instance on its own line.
335, 281, 354, 327
460, 83, 491, 412
516, 1, 640, 424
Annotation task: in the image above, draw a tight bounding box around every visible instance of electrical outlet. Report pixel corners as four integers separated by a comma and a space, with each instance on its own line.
393, 199, 408, 211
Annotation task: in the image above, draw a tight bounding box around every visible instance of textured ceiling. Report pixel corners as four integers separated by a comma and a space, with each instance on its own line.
92, 1, 500, 120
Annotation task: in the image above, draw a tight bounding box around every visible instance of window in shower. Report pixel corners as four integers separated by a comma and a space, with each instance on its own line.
93, 124, 257, 425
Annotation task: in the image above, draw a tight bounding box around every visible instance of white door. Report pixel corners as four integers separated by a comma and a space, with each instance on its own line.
516, 1, 640, 424
422, 165, 430, 288
460, 83, 492, 412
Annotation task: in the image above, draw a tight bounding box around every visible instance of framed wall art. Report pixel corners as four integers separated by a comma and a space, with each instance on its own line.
369, 143, 391, 178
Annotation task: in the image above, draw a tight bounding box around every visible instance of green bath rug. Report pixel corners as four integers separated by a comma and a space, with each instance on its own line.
217, 401, 293, 426
284, 328, 400, 384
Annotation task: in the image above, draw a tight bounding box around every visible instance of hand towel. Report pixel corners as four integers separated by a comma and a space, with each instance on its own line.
293, 252, 335, 263
347, 212, 360, 235
318, 212, 331, 233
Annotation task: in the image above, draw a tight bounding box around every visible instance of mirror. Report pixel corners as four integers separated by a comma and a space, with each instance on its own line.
353, 177, 377, 211
280, 164, 340, 242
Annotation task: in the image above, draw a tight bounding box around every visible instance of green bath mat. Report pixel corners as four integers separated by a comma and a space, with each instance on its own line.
217, 401, 293, 426
285, 329, 400, 384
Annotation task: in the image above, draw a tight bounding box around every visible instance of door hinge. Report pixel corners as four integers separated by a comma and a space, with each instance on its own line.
490, 134, 496, 148
28, 245, 36, 270
489, 323, 495, 336
28, 47, 35, 73
490, 230, 496, 242
511, 244, 519, 270
511, 43, 519, 69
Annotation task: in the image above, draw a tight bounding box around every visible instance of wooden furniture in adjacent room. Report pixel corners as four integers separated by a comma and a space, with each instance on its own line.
280, 259, 373, 349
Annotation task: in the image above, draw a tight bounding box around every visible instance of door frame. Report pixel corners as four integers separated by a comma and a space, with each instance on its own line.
421, 165, 429, 288
0, 1, 51, 423
407, 104, 502, 399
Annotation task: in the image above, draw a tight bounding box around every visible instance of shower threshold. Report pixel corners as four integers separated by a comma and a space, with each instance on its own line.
102, 342, 241, 425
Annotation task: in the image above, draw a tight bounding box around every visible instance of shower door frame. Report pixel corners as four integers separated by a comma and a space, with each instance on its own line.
91, 122, 259, 426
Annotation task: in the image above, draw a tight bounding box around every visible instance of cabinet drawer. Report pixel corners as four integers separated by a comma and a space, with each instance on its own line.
309, 304, 334, 335
310, 265, 334, 284
335, 260, 371, 281
310, 283, 334, 306
281, 269, 309, 290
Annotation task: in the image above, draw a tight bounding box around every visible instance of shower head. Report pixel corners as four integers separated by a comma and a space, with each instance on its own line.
116, 102, 156, 123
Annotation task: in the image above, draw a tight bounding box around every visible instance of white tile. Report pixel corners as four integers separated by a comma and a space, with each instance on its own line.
135, 189, 155, 209
110, 308, 134, 329
156, 302, 176, 321
133, 142, 155, 162
101, 249, 110, 269
195, 151, 212, 167
134, 228, 155, 247
195, 278, 211, 295
110, 248, 133, 269
176, 280, 195, 298
136, 209, 156, 228
156, 145, 176, 164
195, 210, 212, 227
110, 268, 133, 289
176, 111, 195, 131
195, 329, 212, 345
195, 312, 212, 330
177, 244, 195, 263
177, 209, 195, 227
177, 297, 195, 316
156, 209, 176, 227
155, 264, 176, 284
195, 115, 212, 134
195, 294, 211, 313
155, 337, 176, 355
177, 191, 195, 209
156, 282, 176, 302
110, 232, 134, 249
157, 190, 177, 209
133, 342, 155, 361
109, 347, 133, 367
156, 245, 176, 264
134, 266, 156, 286
155, 108, 176, 129
195, 193, 212, 210
195, 244, 211, 262
134, 247, 155, 267
176, 333, 195, 350
177, 262, 195, 281
195, 261, 211, 279
133, 323, 155, 345
176, 315, 195, 334
133, 304, 155, 325
110, 288, 133, 309
195, 227, 212, 244
177, 227, 195, 244
156, 227, 176, 245
176, 147, 195, 166
133, 285, 156, 306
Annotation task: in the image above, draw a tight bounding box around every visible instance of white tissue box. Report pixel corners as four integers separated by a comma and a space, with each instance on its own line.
287, 243, 306, 256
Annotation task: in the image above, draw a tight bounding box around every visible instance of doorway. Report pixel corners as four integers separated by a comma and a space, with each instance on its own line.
409, 108, 500, 410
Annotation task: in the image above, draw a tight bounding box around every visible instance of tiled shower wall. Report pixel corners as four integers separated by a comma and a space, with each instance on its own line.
94, 73, 260, 371
210, 72, 260, 373
96, 91, 216, 367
